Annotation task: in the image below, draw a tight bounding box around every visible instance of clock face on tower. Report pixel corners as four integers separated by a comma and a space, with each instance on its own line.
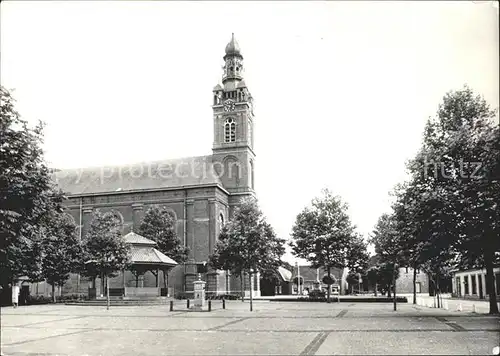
223, 99, 235, 112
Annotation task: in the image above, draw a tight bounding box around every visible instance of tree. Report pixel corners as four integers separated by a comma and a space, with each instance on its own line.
0, 86, 64, 288
366, 266, 380, 296
138, 206, 189, 290
370, 214, 405, 301
346, 271, 359, 294
209, 197, 285, 311
290, 189, 366, 302
378, 262, 400, 298
432, 88, 500, 314
393, 86, 499, 314
346, 234, 369, 294
40, 212, 82, 303
346, 234, 369, 275
82, 210, 130, 309
210, 225, 246, 300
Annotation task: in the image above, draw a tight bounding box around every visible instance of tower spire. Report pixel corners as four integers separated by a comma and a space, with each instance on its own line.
223, 34, 243, 84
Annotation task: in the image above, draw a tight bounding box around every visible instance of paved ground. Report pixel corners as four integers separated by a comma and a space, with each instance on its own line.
413, 294, 500, 314
1, 301, 499, 355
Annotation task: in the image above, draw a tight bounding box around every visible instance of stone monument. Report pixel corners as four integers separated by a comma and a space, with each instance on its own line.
193, 274, 206, 310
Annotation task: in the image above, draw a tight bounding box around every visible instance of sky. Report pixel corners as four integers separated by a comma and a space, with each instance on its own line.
1, 1, 499, 263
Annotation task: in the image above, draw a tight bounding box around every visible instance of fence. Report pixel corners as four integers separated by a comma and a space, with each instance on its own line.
415, 295, 496, 314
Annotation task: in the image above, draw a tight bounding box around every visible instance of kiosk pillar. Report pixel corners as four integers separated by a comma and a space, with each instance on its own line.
193, 274, 206, 310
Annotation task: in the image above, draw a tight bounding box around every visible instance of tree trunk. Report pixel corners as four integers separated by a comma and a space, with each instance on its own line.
240, 272, 244, 302
387, 283, 392, 298
413, 266, 417, 304
393, 266, 397, 311
374, 283, 378, 297
436, 276, 440, 308
106, 275, 110, 311
326, 267, 331, 303
249, 272, 253, 312
484, 250, 499, 314
52, 284, 56, 303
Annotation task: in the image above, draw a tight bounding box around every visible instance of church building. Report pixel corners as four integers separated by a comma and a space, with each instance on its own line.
48, 34, 259, 298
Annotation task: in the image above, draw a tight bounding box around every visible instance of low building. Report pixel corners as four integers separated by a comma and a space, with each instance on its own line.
395, 267, 430, 294
451, 268, 500, 299
291, 266, 348, 295
259, 267, 293, 296
365, 255, 430, 295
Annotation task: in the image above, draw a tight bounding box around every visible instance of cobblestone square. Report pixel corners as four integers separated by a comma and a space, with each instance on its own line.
1, 302, 499, 355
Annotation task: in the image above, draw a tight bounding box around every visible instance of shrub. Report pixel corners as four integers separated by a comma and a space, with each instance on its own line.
25, 294, 87, 305
57, 294, 87, 302
308, 290, 327, 301
308, 290, 326, 300
26, 295, 52, 305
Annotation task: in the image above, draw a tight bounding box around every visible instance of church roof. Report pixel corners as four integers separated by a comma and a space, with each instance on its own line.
53, 155, 223, 196
213, 84, 222, 91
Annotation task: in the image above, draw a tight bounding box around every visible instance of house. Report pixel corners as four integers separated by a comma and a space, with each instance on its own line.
260, 267, 293, 296
365, 255, 430, 295
451, 267, 500, 299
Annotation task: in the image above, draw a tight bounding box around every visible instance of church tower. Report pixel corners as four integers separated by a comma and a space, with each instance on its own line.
212, 34, 256, 205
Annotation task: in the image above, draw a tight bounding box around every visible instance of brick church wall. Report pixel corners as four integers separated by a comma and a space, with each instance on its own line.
44, 186, 233, 297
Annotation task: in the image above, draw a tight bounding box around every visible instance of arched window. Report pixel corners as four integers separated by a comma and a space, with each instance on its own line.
224, 118, 236, 143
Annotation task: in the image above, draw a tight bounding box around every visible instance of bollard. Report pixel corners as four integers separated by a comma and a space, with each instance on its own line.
472, 304, 476, 313
456, 302, 462, 312
208, 300, 212, 312
170, 300, 173, 312
222, 298, 226, 309
187, 299, 190, 309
